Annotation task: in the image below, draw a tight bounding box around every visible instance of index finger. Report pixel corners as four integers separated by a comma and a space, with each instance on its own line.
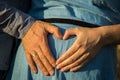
56, 38, 80, 65
39, 35, 56, 67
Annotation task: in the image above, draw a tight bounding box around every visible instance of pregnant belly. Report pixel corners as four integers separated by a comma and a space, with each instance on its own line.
47, 23, 76, 59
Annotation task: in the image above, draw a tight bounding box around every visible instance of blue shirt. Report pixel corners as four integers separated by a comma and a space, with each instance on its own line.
29, 0, 119, 80
29, 0, 120, 25
6, 0, 120, 80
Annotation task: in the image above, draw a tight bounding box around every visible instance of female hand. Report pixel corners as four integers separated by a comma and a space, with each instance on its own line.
56, 27, 104, 72
22, 21, 62, 75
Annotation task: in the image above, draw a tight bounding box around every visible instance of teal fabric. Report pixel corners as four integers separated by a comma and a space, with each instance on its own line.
6, 0, 120, 80
29, 0, 120, 25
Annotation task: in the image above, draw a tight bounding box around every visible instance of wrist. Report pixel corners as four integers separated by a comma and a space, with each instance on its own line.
96, 26, 111, 46
95, 26, 113, 46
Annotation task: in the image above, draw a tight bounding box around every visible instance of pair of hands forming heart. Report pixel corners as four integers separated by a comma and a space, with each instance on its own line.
22, 21, 103, 76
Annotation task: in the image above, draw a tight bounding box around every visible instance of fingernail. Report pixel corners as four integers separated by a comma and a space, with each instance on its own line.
33, 70, 37, 74
70, 69, 73, 72
63, 37, 65, 40
56, 60, 60, 65
70, 69, 75, 72
34, 71, 37, 74
56, 65, 60, 69
52, 63, 56, 68
60, 69, 64, 72
50, 71, 54, 76
70, 70, 74, 72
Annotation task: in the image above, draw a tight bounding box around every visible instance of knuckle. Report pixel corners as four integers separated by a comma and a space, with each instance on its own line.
75, 61, 80, 65
41, 56, 49, 63
28, 62, 33, 67
65, 66, 70, 69
39, 36, 45, 43
42, 60, 48, 65
44, 50, 49, 54
39, 53, 44, 59
70, 58, 75, 62
38, 52, 43, 57
34, 57, 39, 63
48, 67, 53, 72
75, 43, 80, 49
55, 27, 59, 32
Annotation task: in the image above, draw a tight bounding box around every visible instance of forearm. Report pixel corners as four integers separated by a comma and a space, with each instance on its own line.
97, 24, 120, 46
0, 1, 35, 39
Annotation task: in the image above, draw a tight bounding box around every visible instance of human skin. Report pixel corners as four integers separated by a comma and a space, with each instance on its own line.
56, 24, 120, 72
22, 21, 120, 75
22, 21, 62, 76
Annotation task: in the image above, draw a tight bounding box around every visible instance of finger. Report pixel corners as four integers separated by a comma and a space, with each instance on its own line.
60, 52, 90, 72
56, 38, 81, 65
26, 52, 37, 74
70, 65, 81, 72
70, 59, 90, 72
37, 47, 54, 76
52, 27, 63, 39
63, 28, 77, 40
39, 35, 56, 67
32, 52, 49, 76
70, 53, 91, 72
57, 47, 85, 69
45, 23, 63, 39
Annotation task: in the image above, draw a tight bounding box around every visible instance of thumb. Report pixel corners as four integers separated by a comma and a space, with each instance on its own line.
53, 27, 63, 39
45, 24, 63, 39
63, 28, 76, 40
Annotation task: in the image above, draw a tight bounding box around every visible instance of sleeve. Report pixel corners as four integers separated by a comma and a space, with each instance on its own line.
0, 1, 35, 39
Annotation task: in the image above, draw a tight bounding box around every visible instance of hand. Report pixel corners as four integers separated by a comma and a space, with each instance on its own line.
22, 21, 62, 75
56, 27, 103, 72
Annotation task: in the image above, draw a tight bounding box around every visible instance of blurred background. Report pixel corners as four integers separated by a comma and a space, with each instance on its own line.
117, 45, 120, 80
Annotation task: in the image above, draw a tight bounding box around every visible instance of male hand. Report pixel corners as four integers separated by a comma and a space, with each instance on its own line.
56, 27, 103, 72
22, 21, 62, 76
